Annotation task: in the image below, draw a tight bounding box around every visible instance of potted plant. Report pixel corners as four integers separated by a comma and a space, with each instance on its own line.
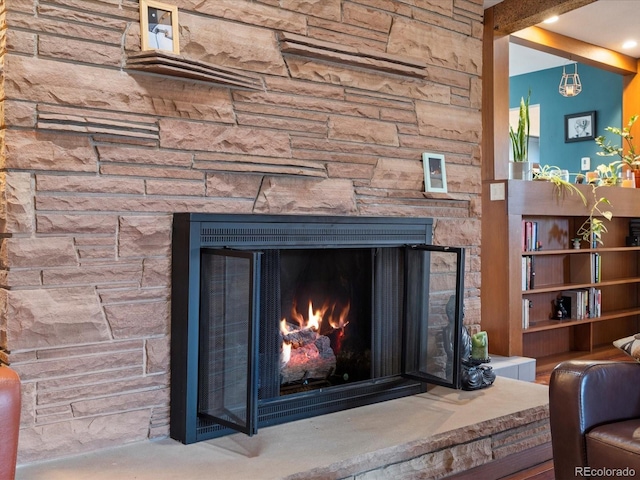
595, 114, 640, 186
509, 89, 533, 180
534, 165, 612, 246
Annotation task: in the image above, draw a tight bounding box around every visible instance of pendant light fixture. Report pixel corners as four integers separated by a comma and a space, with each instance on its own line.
559, 63, 582, 97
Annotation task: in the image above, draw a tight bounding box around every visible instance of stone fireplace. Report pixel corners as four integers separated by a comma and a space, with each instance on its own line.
170, 214, 465, 443
0, 0, 483, 464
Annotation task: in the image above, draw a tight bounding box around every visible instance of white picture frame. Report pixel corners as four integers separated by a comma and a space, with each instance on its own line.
423, 152, 447, 193
140, 0, 180, 54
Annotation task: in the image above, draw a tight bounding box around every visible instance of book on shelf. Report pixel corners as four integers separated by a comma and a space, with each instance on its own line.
522, 298, 530, 329
522, 220, 538, 252
521, 255, 535, 290
561, 290, 582, 319
588, 287, 602, 318
593, 253, 601, 283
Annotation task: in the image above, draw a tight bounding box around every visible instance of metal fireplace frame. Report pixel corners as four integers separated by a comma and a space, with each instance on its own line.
170, 213, 465, 444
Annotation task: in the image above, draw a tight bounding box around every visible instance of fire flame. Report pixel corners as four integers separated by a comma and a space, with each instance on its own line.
280, 318, 291, 335
306, 301, 322, 331
280, 299, 350, 365
328, 302, 350, 331
289, 300, 325, 331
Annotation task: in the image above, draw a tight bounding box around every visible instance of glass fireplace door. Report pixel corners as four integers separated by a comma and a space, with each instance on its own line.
402, 245, 465, 389
198, 248, 261, 435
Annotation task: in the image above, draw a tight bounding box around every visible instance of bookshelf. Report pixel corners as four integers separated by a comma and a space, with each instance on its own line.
481, 180, 640, 363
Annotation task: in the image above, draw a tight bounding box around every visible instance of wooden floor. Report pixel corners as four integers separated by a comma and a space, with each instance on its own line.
501, 461, 555, 480
533, 346, 635, 386
502, 347, 634, 480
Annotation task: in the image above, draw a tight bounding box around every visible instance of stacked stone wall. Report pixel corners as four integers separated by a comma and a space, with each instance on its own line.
0, 0, 484, 463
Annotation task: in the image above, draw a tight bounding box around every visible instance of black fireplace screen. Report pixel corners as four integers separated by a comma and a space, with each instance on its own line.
198, 250, 260, 435
170, 214, 465, 444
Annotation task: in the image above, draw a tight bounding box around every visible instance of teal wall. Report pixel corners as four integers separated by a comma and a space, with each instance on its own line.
510, 63, 623, 175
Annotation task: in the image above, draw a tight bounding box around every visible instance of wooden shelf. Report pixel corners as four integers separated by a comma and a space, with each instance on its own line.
507, 179, 640, 217
524, 277, 640, 294
524, 306, 640, 332
481, 179, 640, 361
524, 246, 640, 255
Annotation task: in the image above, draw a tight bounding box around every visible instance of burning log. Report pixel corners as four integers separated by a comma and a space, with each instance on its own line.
280, 335, 336, 384
282, 328, 317, 348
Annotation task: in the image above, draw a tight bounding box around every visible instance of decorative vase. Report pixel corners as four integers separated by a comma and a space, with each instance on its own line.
510, 161, 533, 180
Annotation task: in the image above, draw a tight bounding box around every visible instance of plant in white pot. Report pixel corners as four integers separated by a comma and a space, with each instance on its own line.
509, 89, 533, 180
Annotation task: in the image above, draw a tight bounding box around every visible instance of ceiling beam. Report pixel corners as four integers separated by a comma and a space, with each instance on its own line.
511, 26, 637, 75
490, 0, 596, 36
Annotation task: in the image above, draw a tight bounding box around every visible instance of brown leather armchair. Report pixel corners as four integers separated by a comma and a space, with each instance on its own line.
0, 365, 21, 480
549, 360, 640, 480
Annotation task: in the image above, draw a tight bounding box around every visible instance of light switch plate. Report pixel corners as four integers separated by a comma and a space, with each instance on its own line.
581, 157, 590, 170
490, 182, 505, 201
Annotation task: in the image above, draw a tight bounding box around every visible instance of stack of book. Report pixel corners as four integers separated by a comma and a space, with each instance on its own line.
562, 252, 602, 319
560, 287, 601, 320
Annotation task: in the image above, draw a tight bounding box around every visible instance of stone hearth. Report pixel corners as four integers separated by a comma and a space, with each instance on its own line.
16, 377, 550, 480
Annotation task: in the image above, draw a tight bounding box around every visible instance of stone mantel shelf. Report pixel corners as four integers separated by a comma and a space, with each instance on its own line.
126, 51, 264, 90
278, 32, 428, 78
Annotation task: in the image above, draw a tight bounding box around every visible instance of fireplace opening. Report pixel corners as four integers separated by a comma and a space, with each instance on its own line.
279, 248, 372, 393
170, 214, 465, 444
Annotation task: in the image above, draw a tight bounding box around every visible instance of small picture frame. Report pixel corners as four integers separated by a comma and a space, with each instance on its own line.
140, 0, 180, 54
565, 111, 596, 143
423, 153, 447, 193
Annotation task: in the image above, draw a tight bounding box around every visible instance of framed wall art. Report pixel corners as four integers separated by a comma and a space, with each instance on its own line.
140, 0, 180, 54
565, 111, 596, 143
423, 152, 448, 193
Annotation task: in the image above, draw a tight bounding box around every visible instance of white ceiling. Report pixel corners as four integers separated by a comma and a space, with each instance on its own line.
484, 0, 640, 76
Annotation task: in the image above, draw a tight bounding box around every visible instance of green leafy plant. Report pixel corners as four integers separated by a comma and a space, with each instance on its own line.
509, 90, 531, 162
595, 114, 640, 166
595, 161, 622, 186
534, 165, 585, 201
533, 165, 612, 245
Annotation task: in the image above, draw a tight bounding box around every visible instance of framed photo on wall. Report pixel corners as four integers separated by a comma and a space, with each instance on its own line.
140, 0, 180, 54
565, 111, 596, 143
423, 152, 448, 193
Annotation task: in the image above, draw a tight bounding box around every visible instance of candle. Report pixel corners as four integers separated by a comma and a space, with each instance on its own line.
471, 331, 488, 361
621, 169, 636, 188
585, 171, 599, 184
